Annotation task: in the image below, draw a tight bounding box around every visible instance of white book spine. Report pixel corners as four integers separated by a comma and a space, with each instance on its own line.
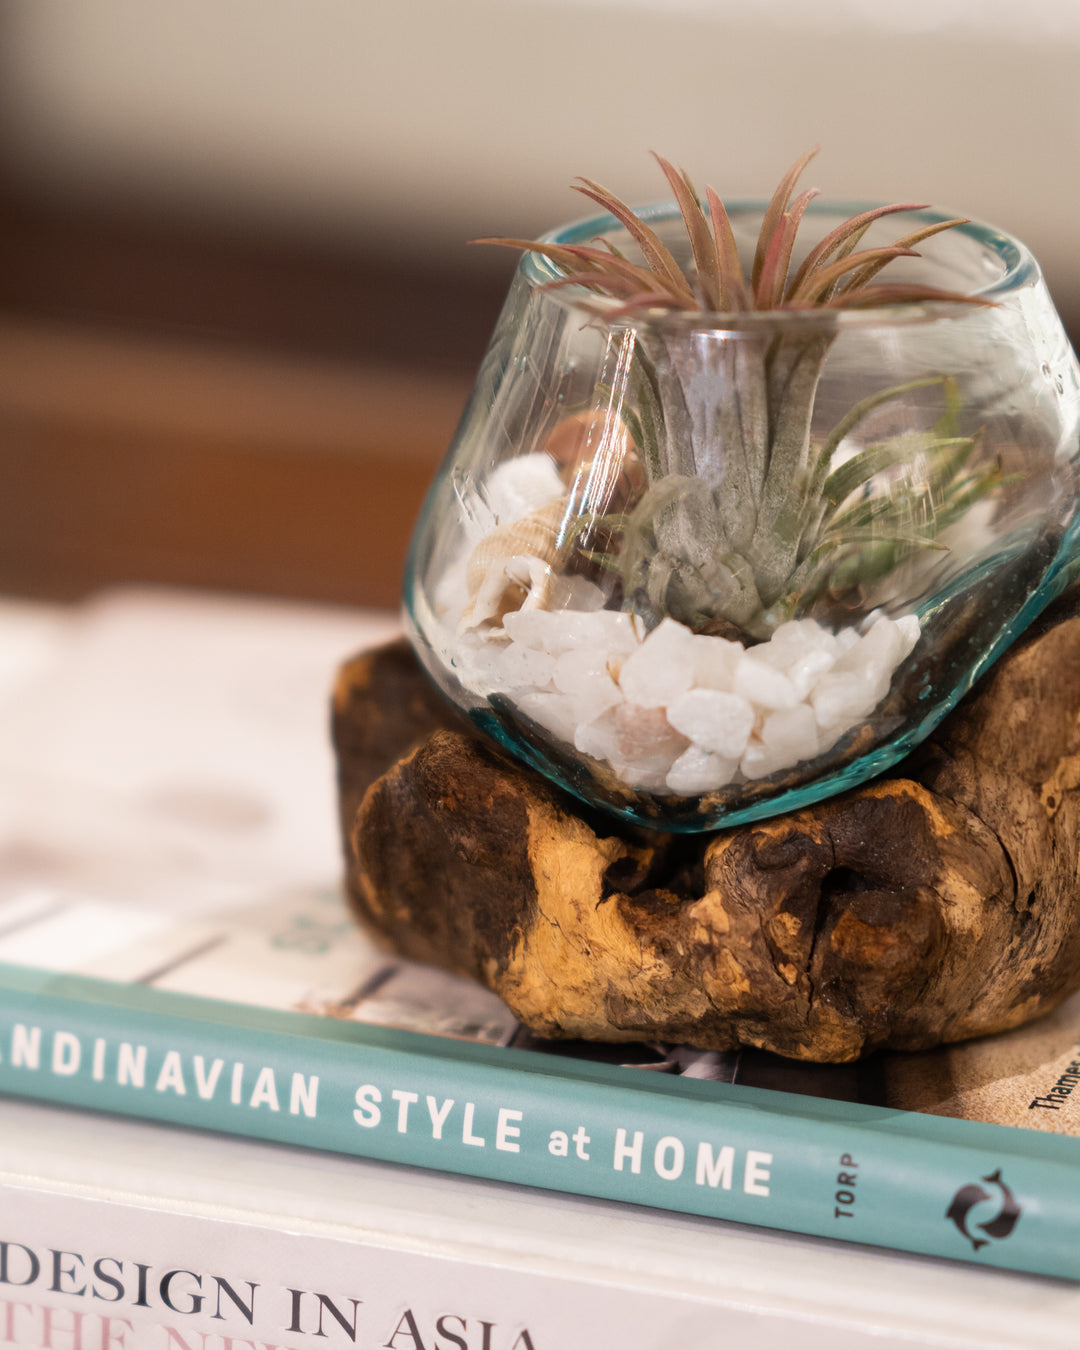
0, 1182, 886, 1350
3, 1081, 1078, 1348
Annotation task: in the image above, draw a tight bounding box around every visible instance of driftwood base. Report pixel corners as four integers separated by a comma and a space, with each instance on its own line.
333, 592, 1080, 1062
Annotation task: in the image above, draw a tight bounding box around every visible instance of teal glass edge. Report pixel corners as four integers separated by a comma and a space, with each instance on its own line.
528, 200, 1037, 306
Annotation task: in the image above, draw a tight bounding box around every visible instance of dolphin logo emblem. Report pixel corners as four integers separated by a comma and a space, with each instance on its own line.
946, 1169, 1022, 1251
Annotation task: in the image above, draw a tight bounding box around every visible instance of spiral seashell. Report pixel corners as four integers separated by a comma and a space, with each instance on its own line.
460, 497, 568, 631
465, 497, 566, 597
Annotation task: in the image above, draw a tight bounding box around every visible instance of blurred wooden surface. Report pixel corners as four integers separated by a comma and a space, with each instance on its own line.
0, 319, 472, 606
7, 184, 1076, 609
0, 184, 509, 606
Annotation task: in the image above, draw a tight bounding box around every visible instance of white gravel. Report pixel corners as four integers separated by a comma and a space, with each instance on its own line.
441, 454, 921, 796
455, 599, 920, 795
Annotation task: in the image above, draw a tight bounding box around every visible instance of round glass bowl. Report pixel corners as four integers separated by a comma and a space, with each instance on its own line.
404, 202, 1080, 831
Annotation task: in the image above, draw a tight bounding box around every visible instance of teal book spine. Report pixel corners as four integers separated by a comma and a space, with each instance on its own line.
0, 962, 1077, 1280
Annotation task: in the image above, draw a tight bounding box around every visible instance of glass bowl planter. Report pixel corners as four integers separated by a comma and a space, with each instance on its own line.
404, 202, 1080, 832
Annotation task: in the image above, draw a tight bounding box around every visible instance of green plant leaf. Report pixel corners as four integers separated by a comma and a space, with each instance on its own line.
813, 375, 947, 473
822, 435, 974, 511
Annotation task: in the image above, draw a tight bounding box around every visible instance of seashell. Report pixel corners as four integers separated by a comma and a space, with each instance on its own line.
542, 409, 633, 468
465, 497, 567, 597
460, 498, 568, 631
542, 410, 645, 514
462, 554, 555, 632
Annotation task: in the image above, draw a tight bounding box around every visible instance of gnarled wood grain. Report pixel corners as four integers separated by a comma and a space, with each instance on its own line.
333, 591, 1080, 1061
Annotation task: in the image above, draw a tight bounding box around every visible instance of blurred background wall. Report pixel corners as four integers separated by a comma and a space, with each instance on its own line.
2, 0, 1079, 607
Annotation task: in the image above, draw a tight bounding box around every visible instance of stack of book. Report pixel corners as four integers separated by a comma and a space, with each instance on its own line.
1, 587, 1078, 1349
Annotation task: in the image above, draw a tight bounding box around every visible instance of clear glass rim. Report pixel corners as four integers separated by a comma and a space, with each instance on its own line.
526, 199, 1039, 333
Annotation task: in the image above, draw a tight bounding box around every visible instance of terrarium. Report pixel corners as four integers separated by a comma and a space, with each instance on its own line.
404, 154, 1080, 831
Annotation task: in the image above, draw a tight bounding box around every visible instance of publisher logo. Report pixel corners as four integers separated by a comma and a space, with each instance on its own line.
946, 1169, 1021, 1252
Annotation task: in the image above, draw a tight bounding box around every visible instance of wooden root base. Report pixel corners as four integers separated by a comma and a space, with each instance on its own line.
333, 592, 1080, 1062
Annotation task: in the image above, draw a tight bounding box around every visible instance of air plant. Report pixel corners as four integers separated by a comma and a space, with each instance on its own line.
477, 150, 998, 641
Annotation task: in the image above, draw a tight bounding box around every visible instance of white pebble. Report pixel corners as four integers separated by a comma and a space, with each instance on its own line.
546, 574, 606, 612
732, 653, 799, 710
784, 646, 838, 699
503, 607, 639, 655
500, 608, 567, 652
811, 672, 880, 734
691, 633, 741, 691
483, 453, 565, 524
575, 710, 621, 763
895, 613, 921, 658
760, 704, 821, 762
613, 703, 688, 775
618, 619, 697, 707
514, 690, 579, 742
574, 683, 624, 725
554, 648, 624, 722
759, 618, 835, 665
620, 765, 677, 792
740, 738, 793, 781
836, 614, 903, 676
496, 643, 556, 689
666, 688, 755, 759
453, 638, 504, 687
666, 745, 739, 794
554, 646, 608, 694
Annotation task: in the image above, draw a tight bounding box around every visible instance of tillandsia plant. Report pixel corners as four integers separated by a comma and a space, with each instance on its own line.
477, 149, 996, 641
403, 146, 1080, 826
